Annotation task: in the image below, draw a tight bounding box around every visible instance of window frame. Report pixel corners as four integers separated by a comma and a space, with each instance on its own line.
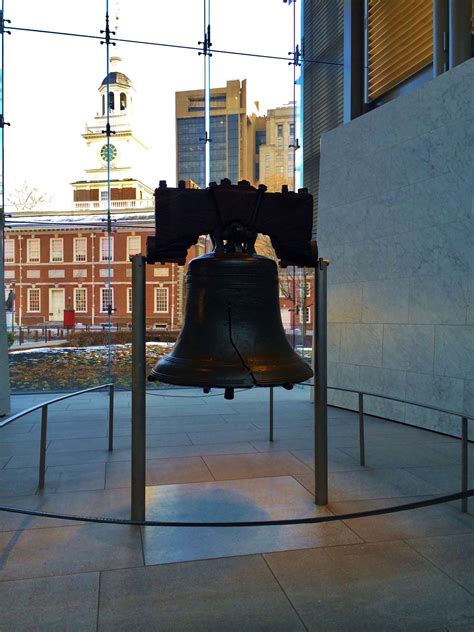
74, 287, 88, 313
27, 288, 41, 313
127, 286, 132, 313
154, 286, 169, 313
73, 237, 87, 262
4, 238, 14, 263
50, 238, 64, 263
100, 287, 114, 313
126, 235, 141, 259
100, 236, 114, 262
27, 238, 41, 263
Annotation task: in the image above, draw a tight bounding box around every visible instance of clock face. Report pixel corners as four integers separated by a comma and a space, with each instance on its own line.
100, 144, 118, 162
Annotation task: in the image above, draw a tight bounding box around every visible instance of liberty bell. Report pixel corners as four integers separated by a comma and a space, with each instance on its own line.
147, 180, 316, 399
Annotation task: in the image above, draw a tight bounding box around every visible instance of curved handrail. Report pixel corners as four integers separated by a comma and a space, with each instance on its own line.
326, 386, 474, 421
0, 383, 114, 428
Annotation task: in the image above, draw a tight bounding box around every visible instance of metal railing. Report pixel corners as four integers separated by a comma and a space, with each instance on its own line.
0, 383, 115, 490
328, 387, 472, 513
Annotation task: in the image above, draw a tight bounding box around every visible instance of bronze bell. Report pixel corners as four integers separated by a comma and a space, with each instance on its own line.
149, 250, 313, 397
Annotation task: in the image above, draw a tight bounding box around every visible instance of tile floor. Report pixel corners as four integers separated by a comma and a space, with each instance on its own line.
0, 386, 472, 630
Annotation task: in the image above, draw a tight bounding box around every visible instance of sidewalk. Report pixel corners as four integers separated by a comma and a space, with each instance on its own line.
0, 386, 473, 630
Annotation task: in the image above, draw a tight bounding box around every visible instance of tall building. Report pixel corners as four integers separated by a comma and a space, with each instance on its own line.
258, 102, 295, 191
176, 79, 264, 188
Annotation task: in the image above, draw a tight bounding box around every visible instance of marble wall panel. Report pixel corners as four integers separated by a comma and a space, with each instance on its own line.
434, 326, 474, 380
409, 275, 470, 325
405, 372, 465, 412
328, 284, 363, 323
382, 325, 435, 373
362, 281, 409, 324
327, 323, 341, 364
390, 134, 444, 190
463, 380, 474, 417
318, 59, 474, 436
340, 324, 383, 367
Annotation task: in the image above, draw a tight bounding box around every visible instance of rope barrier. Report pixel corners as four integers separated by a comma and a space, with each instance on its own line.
0, 490, 471, 528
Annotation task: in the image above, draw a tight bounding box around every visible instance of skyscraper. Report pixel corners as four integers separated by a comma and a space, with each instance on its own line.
176, 79, 263, 188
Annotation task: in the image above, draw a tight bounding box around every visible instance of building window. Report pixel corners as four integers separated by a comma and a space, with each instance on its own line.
100, 190, 109, 202
74, 238, 87, 262
154, 287, 169, 313
27, 238, 40, 263
100, 237, 114, 262
27, 288, 41, 313
127, 287, 132, 313
4, 239, 14, 263
74, 288, 87, 313
277, 124, 283, 147
120, 92, 127, 110
289, 122, 295, 146
50, 238, 64, 262
100, 287, 114, 313
127, 235, 141, 259
108, 91, 114, 112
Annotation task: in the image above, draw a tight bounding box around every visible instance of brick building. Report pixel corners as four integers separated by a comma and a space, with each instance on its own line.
4, 217, 200, 329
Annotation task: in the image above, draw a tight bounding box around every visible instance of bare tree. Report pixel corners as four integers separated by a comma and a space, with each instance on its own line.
6, 182, 52, 212
255, 233, 313, 346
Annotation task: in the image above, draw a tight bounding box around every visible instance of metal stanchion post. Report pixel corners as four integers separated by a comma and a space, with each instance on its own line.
461, 417, 468, 513
131, 255, 146, 521
269, 387, 274, 442
38, 405, 48, 490
108, 384, 115, 452
315, 258, 329, 505
358, 392, 365, 466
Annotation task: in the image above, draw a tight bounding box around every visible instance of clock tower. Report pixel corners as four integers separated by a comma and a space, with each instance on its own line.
71, 55, 153, 213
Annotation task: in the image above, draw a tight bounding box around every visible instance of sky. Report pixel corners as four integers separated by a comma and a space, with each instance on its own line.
3, 0, 301, 211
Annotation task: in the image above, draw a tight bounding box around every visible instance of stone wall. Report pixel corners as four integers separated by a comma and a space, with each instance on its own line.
317, 59, 473, 438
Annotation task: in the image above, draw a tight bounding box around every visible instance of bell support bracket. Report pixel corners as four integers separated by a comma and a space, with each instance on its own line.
146, 179, 318, 268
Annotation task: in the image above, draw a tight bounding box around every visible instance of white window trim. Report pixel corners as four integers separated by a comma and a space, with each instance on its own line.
154, 287, 169, 313
74, 287, 88, 313
4, 239, 14, 263
27, 238, 41, 263
27, 288, 41, 313
73, 237, 87, 262
100, 287, 114, 313
100, 236, 114, 262
126, 235, 141, 260
50, 238, 64, 263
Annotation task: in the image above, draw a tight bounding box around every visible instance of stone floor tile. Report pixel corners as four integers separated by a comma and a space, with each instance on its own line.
142, 476, 361, 565
294, 467, 441, 501
187, 428, 268, 445
45, 462, 106, 493
0, 457, 11, 469
338, 443, 461, 468
144, 441, 258, 459
0, 441, 44, 457
0, 467, 51, 497
251, 438, 318, 452
264, 541, 474, 631
98, 556, 305, 631
0, 571, 99, 631
291, 448, 361, 472
203, 452, 312, 480
106, 456, 214, 489
404, 465, 473, 494
0, 487, 131, 532
329, 496, 474, 542
0, 523, 143, 580
406, 533, 474, 594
